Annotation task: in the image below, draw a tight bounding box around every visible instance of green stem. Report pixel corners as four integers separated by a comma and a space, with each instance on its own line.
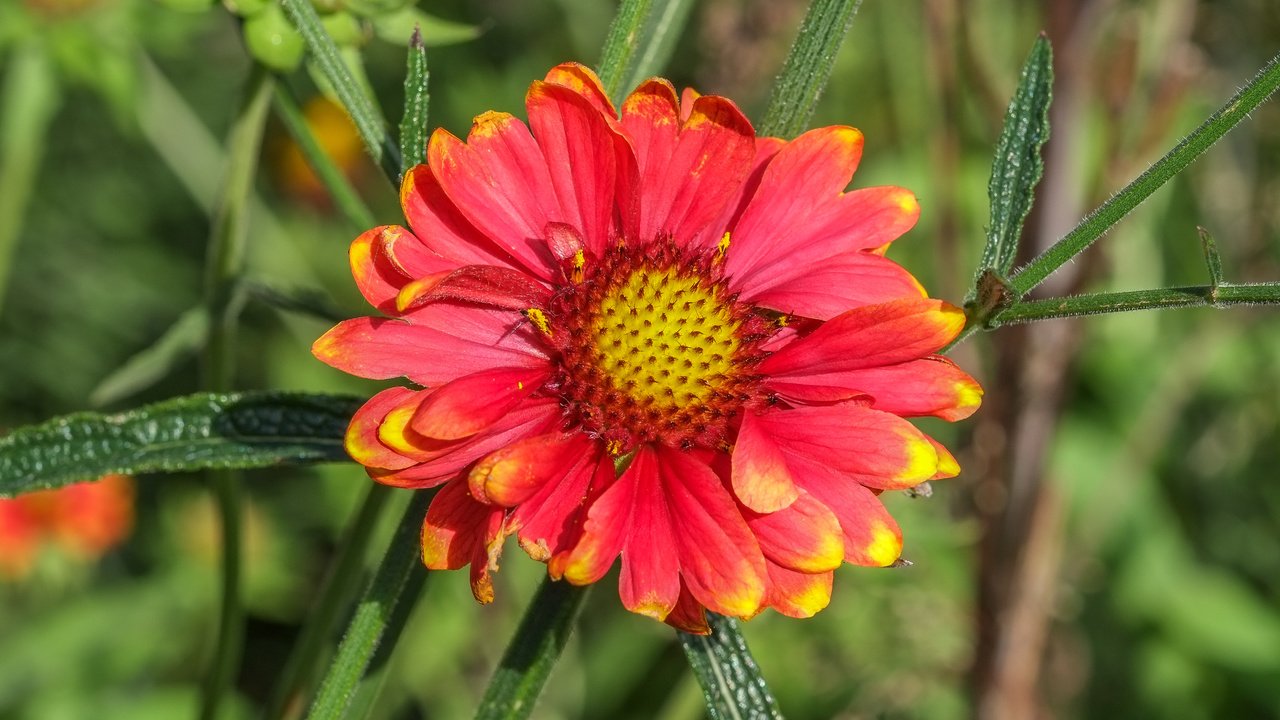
1010, 51, 1280, 295
758, 0, 863, 139
264, 484, 393, 720
0, 43, 58, 317
280, 0, 402, 183
272, 86, 376, 231
199, 64, 275, 720
306, 490, 434, 720
341, 557, 429, 719
473, 578, 591, 720
596, 0, 653, 105
616, 0, 697, 104
678, 614, 784, 720
989, 283, 1280, 326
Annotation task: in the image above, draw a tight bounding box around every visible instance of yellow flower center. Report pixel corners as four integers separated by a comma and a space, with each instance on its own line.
547, 241, 770, 454
591, 266, 740, 411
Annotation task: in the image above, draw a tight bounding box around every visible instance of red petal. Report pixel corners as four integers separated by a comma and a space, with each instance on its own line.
400, 165, 532, 271
372, 398, 561, 488
549, 457, 633, 585
754, 404, 939, 490
528, 79, 624, 255
420, 479, 507, 602
727, 184, 920, 286
759, 298, 965, 378
345, 387, 421, 471
543, 62, 617, 122
744, 491, 844, 573
765, 563, 833, 618
730, 411, 799, 512
350, 226, 415, 313
410, 366, 549, 441
468, 432, 592, 506
396, 264, 551, 314
619, 447, 680, 620
427, 119, 560, 278
619, 79, 679, 242
656, 447, 766, 619
663, 583, 711, 634
313, 307, 547, 387
747, 251, 926, 320
792, 464, 903, 567
772, 355, 983, 420
511, 448, 608, 561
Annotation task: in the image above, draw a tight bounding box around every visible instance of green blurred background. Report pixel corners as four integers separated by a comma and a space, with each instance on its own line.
1, 0, 1278, 718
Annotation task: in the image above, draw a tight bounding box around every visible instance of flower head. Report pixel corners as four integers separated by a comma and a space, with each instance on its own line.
314, 63, 982, 631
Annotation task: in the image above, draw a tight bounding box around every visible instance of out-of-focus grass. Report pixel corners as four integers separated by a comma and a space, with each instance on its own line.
0, 0, 1277, 718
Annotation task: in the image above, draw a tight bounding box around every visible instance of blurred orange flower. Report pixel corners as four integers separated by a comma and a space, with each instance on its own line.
0, 474, 134, 579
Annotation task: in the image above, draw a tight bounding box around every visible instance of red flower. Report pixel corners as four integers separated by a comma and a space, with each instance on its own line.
0, 474, 134, 579
314, 63, 981, 631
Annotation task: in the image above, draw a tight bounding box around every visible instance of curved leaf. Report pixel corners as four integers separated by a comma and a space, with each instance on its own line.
0, 391, 362, 497
680, 614, 784, 720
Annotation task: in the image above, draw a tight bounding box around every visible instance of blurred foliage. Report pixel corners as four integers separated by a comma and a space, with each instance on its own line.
0, 0, 1278, 718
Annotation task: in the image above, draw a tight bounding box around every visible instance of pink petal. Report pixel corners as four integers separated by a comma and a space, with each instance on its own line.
543, 62, 618, 124
744, 490, 844, 573
511, 448, 609, 561
420, 478, 507, 602
345, 386, 421, 471
550, 459, 633, 585
410, 366, 549, 441
765, 562, 833, 618
400, 165, 528, 271
771, 355, 983, 420
787, 457, 904, 567
746, 251, 927, 320
468, 432, 593, 506
396, 264, 551, 314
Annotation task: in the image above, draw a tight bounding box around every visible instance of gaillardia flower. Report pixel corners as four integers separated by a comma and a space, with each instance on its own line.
314, 63, 981, 632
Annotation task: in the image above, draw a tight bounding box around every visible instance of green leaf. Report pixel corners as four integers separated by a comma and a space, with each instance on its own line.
596, 0, 698, 108
1011, 50, 1280, 295
474, 578, 590, 720
0, 391, 362, 497
972, 34, 1052, 297
306, 490, 434, 720
758, 0, 863, 139
372, 8, 482, 47
1198, 226, 1224, 289
272, 86, 376, 231
399, 27, 430, 175
281, 0, 403, 185
89, 306, 210, 407
679, 614, 784, 720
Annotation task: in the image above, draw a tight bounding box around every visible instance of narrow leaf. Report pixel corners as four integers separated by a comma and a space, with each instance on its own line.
246, 280, 347, 323
679, 614, 784, 720
758, 0, 863, 139
399, 28, 430, 174
474, 578, 590, 720
0, 391, 361, 497
273, 86, 377, 231
280, 0, 403, 184
973, 34, 1053, 293
89, 306, 210, 407
1198, 226, 1224, 289
596, 0, 654, 105
306, 490, 433, 720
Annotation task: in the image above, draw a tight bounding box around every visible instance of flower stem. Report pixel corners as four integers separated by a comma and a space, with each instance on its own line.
0, 43, 57, 319
596, 0, 653, 104
200, 63, 275, 720
678, 613, 784, 719
263, 484, 393, 720
988, 283, 1280, 326
596, 0, 697, 108
473, 578, 591, 720
280, 0, 402, 184
759, 0, 864, 139
272, 86, 376, 231
306, 489, 434, 720
1009, 51, 1280, 295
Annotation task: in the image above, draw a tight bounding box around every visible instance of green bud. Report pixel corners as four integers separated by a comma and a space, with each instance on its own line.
243, 4, 305, 72
222, 0, 270, 18
320, 11, 366, 47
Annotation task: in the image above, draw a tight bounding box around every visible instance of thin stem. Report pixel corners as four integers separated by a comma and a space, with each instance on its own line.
473, 578, 591, 720
1010, 52, 1280, 295
264, 484, 393, 720
0, 43, 57, 318
341, 557, 429, 719
758, 0, 864, 139
306, 490, 434, 720
272, 86, 376, 231
200, 64, 275, 720
989, 283, 1280, 326
280, 0, 402, 183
